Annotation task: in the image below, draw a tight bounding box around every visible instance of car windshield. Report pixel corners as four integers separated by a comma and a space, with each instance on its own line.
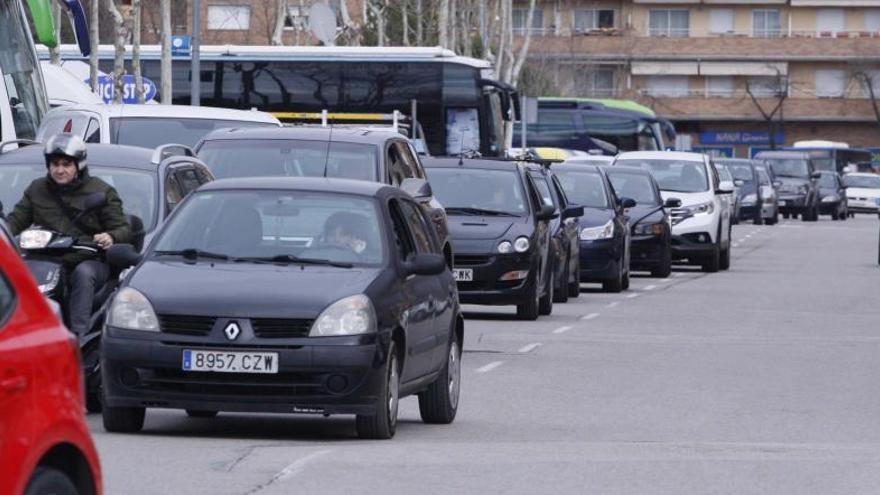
723, 163, 754, 181
765, 158, 810, 178
528, 173, 557, 208
843, 174, 880, 188
716, 165, 733, 183
817, 174, 838, 188
615, 159, 709, 193
553, 170, 610, 208
425, 168, 528, 216
197, 139, 379, 182
110, 117, 274, 148
153, 190, 385, 265
605, 171, 660, 206
757, 169, 771, 186
0, 164, 157, 230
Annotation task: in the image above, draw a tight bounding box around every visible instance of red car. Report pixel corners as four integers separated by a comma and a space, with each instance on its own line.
0, 232, 102, 495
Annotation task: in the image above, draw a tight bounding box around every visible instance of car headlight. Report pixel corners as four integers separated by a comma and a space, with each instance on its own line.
19, 229, 53, 250
497, 241, 513, 254
107, 287, 159, 331
37, 267, 61, 294
684, 201, 714, 216
310, 294, 376, 337
513, 236, 530, 253
741, 194, 758, 205
821, 195, 838, 203
633, 222, 664, 236
797, 185, 809, 194
581, 219, 614, 241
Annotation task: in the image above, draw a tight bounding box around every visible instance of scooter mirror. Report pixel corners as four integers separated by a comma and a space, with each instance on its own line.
107, 243, 142, 269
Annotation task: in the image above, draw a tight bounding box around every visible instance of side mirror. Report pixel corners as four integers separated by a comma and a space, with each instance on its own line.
664, 197, 682, 208
562, 205, 585, 219
400, 178, 433, 199
619, 197, 637, 209
810, 172, 821, 180
772, 180, 783, 188
717, 181, 735, 194
107, 243, 142, 270
405, 253, 446, 276
734, 179, 744, 187
535, 204, 558, 221
83, 191, 107, 211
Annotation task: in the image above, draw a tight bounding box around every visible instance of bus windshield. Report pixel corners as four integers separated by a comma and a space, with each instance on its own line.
0, 1, 49, 139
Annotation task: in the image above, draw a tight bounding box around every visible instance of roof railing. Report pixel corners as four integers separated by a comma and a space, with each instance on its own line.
151, 144, 196, 165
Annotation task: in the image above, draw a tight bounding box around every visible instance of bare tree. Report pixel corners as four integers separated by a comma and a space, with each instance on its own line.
438, 0, 449, 48
105, 0, 130, 104
160, 0, 171, 104
49, 2, 62, 64
89, 0, 100, 92
746, 70, 789, 150
132, 0, 144, 104
271, 0, 289, 45
853, 70, 880, 128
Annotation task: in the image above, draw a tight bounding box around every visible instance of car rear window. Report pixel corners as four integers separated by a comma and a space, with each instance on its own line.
554, 170, 610, 208
110, 117, 274, 149
614, 159, 709, 193
605, 171, 660, 206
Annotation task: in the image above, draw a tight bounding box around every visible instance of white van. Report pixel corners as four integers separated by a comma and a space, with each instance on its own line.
35, 103, 281, 149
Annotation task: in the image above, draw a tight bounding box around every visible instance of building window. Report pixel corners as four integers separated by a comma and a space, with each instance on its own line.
866, 9, 880, 31
816, 9, 845, 35
646, 76, 689, 97
706, 76, 735, 97
649, 10, 689, 37
815, 69, 847, 98
573, 9, 615, 32
207, 5, 250, 31
283, 6, 309, 30
709, 9, 734, 35
748, 76, 785, 97
575, 68, 616, 97
752, 10, 781, 38
513, 8, 544, 35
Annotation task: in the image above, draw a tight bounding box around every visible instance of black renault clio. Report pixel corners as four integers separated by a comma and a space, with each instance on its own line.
423, 158, 557, 320
101, 177, 463, 439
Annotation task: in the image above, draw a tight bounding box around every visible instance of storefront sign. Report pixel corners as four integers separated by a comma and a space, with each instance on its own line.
700, 131, 785, 145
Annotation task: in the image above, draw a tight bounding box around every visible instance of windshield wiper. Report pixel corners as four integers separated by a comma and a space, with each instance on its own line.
239, 254, 354, 269
153, 249, 233, 261
446, 207, 519, 217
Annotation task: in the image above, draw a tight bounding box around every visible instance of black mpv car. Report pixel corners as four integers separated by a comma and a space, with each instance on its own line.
816, 170, 848, 220
423, 158, 559, 320
754, 150, 820, 221
525, 164, 584, 303
716, 158, 763, 225
101, 177, 463, 440
604, 166, 679, 278
553, 164, 635, 292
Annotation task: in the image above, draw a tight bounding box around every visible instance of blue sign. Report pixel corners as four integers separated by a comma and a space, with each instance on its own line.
91, 75, 157, 104
692, 146, 734, 158
700, 131, 785, 145
171, 35, 191, 56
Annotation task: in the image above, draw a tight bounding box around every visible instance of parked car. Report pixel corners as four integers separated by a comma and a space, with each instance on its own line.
101, 177, 463, 440
604, 166, 679, 277
552, 163, 634, 291
0, 234, 102, 495
816, 171, 849, 220
843, 172, 880, 215
717, 159, 764, 225
35, 103, 281, 149
754, 164, 780, 225
423, 157, 557, 319
755, 150, 820, 221
614, 151, 733, 273
524, 163, 584, 303
195, 126, 452, 266
713, 162, 739, 225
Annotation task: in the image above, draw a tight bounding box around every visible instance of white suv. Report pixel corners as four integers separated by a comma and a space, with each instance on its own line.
35, 103, 280, 149
614, 151, 734, 272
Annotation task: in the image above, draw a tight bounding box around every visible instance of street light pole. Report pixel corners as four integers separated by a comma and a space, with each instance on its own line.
191, 0, 201, 106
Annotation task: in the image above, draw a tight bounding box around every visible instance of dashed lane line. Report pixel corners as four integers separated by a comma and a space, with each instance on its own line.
606, 301, 621, 308
476, 361, 504, 373
552, 325, 573, 334
643, 285, 656, 291
581, 313, 600, 321
626, 293, 640, 299
518, 343, 543, 354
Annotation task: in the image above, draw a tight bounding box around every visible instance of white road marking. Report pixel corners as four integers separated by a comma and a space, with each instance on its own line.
659, 278, 672, 283
733, 243, 740, 248
476, 361, 504, 373
606, 301, 621, 308
518, 343, 542, 354
581, 313, 600, 321
552, 325, 573, 334
673, 272, 684, 278
269, 450, 332, 485
643, 285, 656, 291
626, 293, 640, 299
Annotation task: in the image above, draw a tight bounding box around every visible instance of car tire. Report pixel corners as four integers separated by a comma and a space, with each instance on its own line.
516, 282, 540, 321
621, 270, 630, 290
753, 213, 763, 225
567, 259, 581, 298
186, 410, 218, 419
86, 391, 102, 414
719, 244, 731, 270
418, 333, 461, 425
701, 246, 720, 273
553, 260, 569, 304
538, 277, 553, 316
24, 467, 78, 495
102, 405, 145, 433
356, 342, 400, 439
602, 260, 624, 292
766, 211, 778, 225
651, 247, 672, 278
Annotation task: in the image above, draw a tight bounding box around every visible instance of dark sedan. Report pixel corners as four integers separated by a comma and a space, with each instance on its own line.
423, 158, 557, 320
605, 167, 679, 278
101, 177, 462, 440
717, 159, 763, 225
816, 170, 848, 220
553, 164, 635, 292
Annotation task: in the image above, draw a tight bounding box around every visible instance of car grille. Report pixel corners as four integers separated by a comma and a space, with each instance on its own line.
159, 315, 217, 336
454, 254, 491, 266
141, 369, 329, 398
251, 318, 313, 339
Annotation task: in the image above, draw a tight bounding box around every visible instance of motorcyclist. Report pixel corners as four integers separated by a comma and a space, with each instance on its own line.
5, 134, 130, 336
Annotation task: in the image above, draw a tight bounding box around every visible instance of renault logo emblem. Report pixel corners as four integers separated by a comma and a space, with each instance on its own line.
224, 322, 241, 341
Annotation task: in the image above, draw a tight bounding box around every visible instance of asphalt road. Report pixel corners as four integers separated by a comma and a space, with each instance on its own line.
88, 215, 880, 495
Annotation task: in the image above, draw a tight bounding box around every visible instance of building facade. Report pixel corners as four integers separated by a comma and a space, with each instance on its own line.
518, 0, 880, 157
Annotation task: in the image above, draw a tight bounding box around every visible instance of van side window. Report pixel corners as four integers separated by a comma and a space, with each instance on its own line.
84, 118, 101, 143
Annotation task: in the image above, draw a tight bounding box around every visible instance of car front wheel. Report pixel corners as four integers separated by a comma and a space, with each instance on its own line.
418, 333, 461, 424
356, 342, 400, 439
102, 404, 145, 433
24, 467, 78, 495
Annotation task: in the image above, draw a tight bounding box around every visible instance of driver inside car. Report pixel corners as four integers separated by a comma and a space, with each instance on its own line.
5, 133, 130, 337
321, 211, 370, 255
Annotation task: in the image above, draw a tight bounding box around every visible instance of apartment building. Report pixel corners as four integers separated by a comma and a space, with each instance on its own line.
518, 1, 880, 158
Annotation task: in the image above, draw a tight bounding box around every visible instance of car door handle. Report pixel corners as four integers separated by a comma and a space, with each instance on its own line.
1, 375, 27, 393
